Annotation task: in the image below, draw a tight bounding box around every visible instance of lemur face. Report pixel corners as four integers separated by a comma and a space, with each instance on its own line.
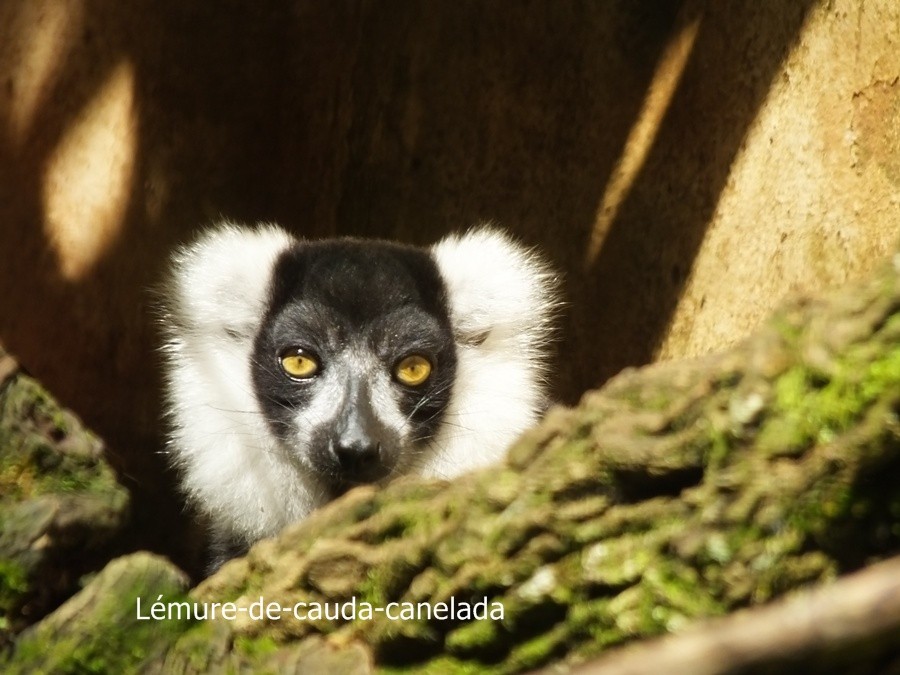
249, 241, 457, 496
161, 222, 559, 568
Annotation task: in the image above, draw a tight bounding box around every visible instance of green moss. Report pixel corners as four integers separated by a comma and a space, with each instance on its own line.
641, 562, 724, 620
507, 623, 569, 671
358, 569, 389, 606
0, 375, 118, 504
234, 634, 279, 659
68, 593, 189, 672
444, 618, 500, 654
379, 654, 487, 675
758, 343, 900, 455
8, 606, 190, 674
788, 477, 852, 537
772, 315, 803, 342
757, 367, 815, 453
164, 619, 231, 673
3, 555, 193, 674
580, 535, 656, 587
0, 557, 29, 613
706, 424, 733, 466
567, 597, 613, 638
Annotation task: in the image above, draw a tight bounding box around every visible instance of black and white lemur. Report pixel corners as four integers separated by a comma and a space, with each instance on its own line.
160, 223, 560, 569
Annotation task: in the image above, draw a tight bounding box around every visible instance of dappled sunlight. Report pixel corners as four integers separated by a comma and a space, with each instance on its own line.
0, 0, 84, 143
42, 60, 137, 281
585, 14, 701, 266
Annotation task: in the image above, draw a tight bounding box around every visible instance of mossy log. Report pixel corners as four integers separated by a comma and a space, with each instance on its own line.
571, 553, 900, 674
0, 364, 130, 644
3, 255, 900, 674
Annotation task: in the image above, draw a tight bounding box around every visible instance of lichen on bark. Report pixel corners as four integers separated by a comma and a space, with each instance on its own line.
3, 553, 190, 675
0, 370, 130, 643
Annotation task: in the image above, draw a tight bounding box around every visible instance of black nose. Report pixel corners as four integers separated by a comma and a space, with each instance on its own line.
333, 440, 382, 479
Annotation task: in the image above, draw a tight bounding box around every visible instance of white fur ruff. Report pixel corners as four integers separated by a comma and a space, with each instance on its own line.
424, 228, 560, 478
160, 222, 560, 545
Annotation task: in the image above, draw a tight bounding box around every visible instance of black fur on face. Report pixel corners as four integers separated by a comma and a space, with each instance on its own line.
250, 238, 457, 493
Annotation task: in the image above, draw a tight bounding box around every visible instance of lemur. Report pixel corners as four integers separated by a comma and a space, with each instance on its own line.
159, 223, 560, 570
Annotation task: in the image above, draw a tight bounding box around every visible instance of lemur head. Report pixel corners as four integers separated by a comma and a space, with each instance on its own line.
160, 222, 560, 556
250, 239, 457, 495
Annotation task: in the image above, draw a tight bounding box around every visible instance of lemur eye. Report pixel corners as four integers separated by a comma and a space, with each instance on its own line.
395, 355, 432, 387
280, 348, 320, 379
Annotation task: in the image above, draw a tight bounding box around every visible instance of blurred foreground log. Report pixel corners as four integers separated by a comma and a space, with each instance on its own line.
571, 553, 900, 675
3, 254, 900, 673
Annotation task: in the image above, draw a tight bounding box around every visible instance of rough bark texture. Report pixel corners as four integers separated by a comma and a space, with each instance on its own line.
2, 254, 898, 673
569, 555, 900, 674
4, 553, 190, 675
0, 357, 130, 645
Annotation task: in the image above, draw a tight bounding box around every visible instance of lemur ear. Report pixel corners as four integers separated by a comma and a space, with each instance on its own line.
430, 226, 561, 352
162, 222, 294, 342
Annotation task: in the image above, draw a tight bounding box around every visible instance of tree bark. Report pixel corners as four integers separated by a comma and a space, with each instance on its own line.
567, 554, 900, 675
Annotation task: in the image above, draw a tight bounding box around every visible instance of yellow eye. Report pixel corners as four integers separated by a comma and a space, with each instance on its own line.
280, 350, 319, 379
395, 355, 432, 387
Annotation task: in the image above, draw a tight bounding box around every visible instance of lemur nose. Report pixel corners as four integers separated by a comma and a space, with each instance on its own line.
333, 440, 384, 482
332, 377, 391, 482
